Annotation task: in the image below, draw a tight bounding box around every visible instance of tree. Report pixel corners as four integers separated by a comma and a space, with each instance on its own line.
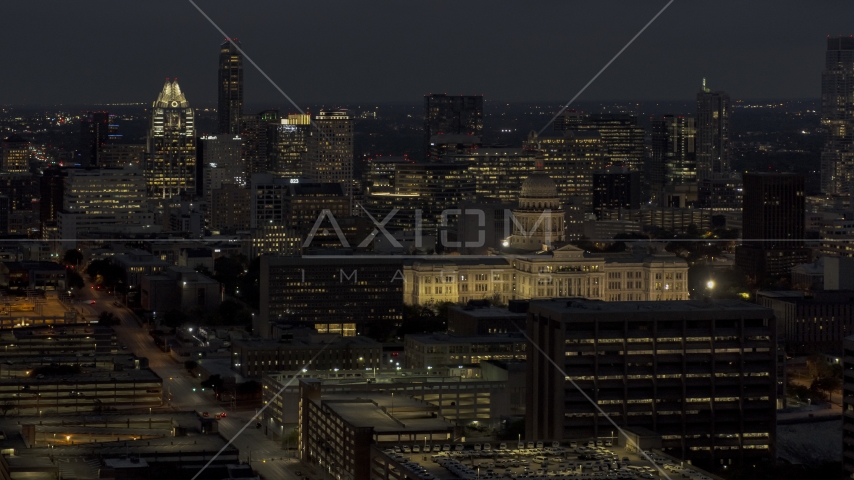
67, 270, 85, 289
162, 309, 189, 328
63, 249, 83, 267
201, 374, 224, 394
85, 259, 125, 289
98, 311, 120, 326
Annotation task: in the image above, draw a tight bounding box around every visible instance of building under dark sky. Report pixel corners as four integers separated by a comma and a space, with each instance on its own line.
695, 79, 731, 182
821, 36, 854, 196
423, 94, 483, 156
218, 39, 244, 135
736, 172, 809, 278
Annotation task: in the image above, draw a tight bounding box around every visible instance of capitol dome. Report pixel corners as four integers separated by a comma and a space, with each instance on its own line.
520, 173, 558, 199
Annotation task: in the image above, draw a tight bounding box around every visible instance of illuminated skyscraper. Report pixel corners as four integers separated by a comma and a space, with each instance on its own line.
525, 130, 606, 207
423, 94, 483, 156
696, 79, 731, 181
242, 110, 279, 175
218, 39, 244, 135
649, 115, 697, 190
0, 135, 29, 173
145, 79, 197, 198
306, 109, 354, 196
554, 112, 645, 171
821, 36, 854, 196
270, 113, 311, 178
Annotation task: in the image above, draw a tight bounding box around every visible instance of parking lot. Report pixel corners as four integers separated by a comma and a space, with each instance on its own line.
380, 440, 718, 480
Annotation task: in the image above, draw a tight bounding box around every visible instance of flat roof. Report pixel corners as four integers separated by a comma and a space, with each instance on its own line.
319, 394, 453, 433
406, 333, 525, 344
529, 298, 772, 320
449, 306, 526, 318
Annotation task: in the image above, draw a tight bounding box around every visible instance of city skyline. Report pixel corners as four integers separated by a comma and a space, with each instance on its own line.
3, 1, 854, 106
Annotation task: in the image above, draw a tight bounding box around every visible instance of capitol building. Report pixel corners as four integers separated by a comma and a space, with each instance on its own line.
403, 174, 690, 306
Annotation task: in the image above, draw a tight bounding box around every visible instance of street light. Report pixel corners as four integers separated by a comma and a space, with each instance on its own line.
706, 280, 715, 291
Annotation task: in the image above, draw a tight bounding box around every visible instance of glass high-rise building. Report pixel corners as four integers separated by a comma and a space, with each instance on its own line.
218, 39, 244, 135
555, 112, 645, 172
79, 111, 117, 167
821, 36, 854, 196
270, 113, 311, 178
0, 135, 30, 173
145, 79, 197, 198
649, 115, 697, 190
696, 79, 731, 181
423, 94, 483, 156
306, 109, 354, 196
735, 173, 809, 279
525, 130, 606, 207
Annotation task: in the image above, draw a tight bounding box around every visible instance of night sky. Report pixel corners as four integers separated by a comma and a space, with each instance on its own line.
2, 0, 853, 106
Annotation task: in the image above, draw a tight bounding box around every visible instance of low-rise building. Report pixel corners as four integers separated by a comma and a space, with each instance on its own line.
299, 379, 458, 480
404, 333, 526, 369
263, 365, 522, 432
232, 333, 381, 378
0, 261, 66, 291
757, 290, 854, 354
447, 303, 527, 336
0, 368, 162, 415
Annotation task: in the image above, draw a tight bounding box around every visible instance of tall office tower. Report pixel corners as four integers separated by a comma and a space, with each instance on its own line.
735, 173, 809, 279
442, 147, 539, 202
198, 135, 244, 227
210, 183, 251, 232
39, 165, 66, 225
145, 79, 197, 198
526, 299, 776, 467
554, 112, 645, 171
525, 130, 606, 207
649, 115, 697, 191
1, 135, 30, 173
57, 168, 154, 249
821, 36, 854, 196
217, 39, 243, 135
258, 256, 404, 338
592, 169, 641, 217
364, 162, 475, 233
79, 111, 117, 167
249, 173, 350, 255
306, 109, 354, 196
242, 109, 280, 175
696, 79, 732, 181
423, 94, 483, 156
270, 113, 311, 177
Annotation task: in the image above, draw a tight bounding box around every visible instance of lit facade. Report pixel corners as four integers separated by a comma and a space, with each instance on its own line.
555, 112, 645, 172
525, 130, 606, 207
57, 168, 155, 249
821, 36, 854, 195
145, 79, 197, 197
1, 135, 29, 173
402, 246, 689, 306
650, 115, 697, 190
306, 110, 354, 196
442, 147, 539, 202
271, 113, 311, 178
526, 299, 776, 467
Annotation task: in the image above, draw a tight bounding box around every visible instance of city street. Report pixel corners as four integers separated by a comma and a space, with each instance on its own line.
76, 285, 305, 480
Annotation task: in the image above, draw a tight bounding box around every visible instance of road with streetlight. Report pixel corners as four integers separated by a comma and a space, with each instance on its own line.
76, 285, 305, 480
